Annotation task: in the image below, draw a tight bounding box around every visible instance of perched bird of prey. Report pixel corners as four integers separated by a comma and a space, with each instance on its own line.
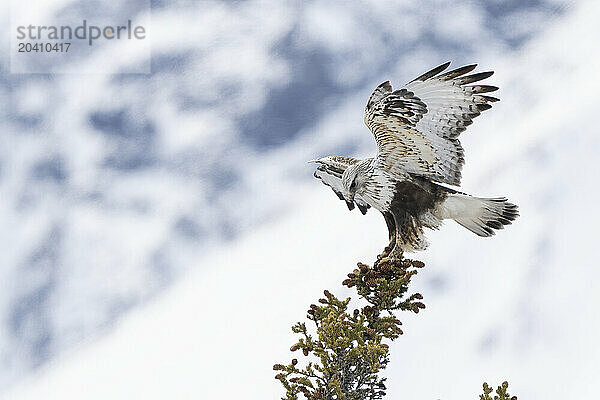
310, 62, 518, 258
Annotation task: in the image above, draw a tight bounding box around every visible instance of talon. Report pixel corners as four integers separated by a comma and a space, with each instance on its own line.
379, 245, 403, 266
378, 256, 393, 265
379, 244, 393, 260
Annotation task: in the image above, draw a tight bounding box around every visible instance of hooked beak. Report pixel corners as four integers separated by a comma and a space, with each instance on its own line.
344, 196, 355, 211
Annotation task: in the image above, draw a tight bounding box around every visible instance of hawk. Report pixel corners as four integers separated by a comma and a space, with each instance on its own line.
310, 62, 518, 258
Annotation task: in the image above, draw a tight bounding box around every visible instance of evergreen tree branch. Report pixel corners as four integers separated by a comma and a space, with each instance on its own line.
274, 255, 517, 400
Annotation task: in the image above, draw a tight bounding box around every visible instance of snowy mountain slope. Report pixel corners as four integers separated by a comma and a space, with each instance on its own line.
2, 0, 599, 398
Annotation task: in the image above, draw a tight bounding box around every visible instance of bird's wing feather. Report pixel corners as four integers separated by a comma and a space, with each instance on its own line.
311, 156, 370, 215
364, 62, 498, 185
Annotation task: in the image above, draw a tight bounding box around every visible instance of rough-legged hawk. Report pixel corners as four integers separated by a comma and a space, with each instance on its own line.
310, 62, 518, 257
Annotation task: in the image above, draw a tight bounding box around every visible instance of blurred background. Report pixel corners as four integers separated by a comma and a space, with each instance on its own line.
0, 0, 598, 398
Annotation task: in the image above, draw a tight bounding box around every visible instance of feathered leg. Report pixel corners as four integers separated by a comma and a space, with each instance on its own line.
377, 212, 396, 261
376, 212, 405, 265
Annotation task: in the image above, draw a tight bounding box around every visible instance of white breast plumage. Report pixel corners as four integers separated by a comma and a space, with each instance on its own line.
359, 169, 395, 212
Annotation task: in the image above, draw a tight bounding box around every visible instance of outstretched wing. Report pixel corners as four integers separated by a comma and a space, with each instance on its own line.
310, 156, 371, 215
364, 62, 499, 186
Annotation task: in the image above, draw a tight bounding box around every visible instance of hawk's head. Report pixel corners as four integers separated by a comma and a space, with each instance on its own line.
341, 161, 369, 202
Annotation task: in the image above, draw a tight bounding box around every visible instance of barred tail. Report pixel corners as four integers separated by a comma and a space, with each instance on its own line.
442, 194, 519, 237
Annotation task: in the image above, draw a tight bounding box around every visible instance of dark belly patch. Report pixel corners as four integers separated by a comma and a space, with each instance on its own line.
390, 178, 449, 218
